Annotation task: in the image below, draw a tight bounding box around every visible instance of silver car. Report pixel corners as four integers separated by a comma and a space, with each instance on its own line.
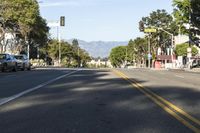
14, 55, 31, 71
0, 54, 18, 72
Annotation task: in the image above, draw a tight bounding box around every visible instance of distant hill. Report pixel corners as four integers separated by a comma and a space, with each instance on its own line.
67, 39, 128, 58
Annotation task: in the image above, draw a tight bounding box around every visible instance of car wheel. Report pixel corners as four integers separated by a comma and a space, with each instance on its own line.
13, 63, 18, 72
27, 66, 31, 71
2, 63, 7, 72
21, 63, 25, 71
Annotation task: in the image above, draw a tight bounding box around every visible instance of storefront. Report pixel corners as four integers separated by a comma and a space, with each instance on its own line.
155, 55, 176, 69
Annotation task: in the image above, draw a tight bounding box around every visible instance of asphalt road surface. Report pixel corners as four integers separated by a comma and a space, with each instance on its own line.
0, 68, 199, 133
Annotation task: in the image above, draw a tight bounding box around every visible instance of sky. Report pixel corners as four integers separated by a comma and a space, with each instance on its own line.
39, 0, 173, 42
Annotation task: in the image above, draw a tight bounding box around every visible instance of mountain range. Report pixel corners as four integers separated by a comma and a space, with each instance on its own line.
67, 39, 128, 58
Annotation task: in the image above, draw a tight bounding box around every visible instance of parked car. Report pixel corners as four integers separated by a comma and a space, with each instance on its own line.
14, 54, 31, 71
0, 54, 18, 72
191, 60, 200, 68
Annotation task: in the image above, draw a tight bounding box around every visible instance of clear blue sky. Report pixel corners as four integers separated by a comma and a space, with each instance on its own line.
39, 0, 173, 41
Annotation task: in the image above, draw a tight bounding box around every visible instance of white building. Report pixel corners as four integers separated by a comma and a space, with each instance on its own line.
87, 58, 113, 68
0, 32, 19, 54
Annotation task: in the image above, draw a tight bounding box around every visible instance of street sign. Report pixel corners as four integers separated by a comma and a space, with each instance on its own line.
148, 54, 152, 59
144, 28, 157, 33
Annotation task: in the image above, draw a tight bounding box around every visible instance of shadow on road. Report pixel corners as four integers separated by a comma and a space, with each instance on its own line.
0, 69, 197, 133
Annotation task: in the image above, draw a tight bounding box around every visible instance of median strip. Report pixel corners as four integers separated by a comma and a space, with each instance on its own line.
112, 69, 200, 133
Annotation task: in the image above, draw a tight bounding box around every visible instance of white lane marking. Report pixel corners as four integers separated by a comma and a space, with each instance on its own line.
175, 75, 184, 78
4, 75, 17, 78
0, 70, 80, 106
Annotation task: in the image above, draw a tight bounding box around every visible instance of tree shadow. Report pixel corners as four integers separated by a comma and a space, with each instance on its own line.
0, 69, 196, 133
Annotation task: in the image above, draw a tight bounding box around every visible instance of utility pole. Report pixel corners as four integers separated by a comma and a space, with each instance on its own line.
37, 46, 39, 59
125, 47, 127, 67
148, 34, 151, 69
58, 16, 65, 66
158, 28, 174, 68
58, 26, 61, 65
188, 0, 192, 68
25, 35, 30, 60
78, 47, 80, 68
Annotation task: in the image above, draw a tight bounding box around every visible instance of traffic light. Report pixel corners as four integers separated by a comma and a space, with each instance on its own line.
172, 36, 175, 47
139, 21, 144, 32
60, 16, 65, 26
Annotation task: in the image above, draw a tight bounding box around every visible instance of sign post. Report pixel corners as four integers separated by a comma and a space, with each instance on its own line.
58, 16, 65, 65
144, 28, 157, 33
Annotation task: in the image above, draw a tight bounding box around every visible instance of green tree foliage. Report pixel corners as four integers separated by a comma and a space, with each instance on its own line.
173, 0, 200, 43
173, 0, 190, 25
175, 43, 198, 56
127, 37, 148, 65
141, 9, 177, 59
109, 38, 148, 67
191, 0, 200, 33
0, 0, 49, 56
79, 49, 91, 67
1, 0, 40, 36
29, 16, 49, 47
109, 46, 127, 67
72, 39, 79, 48
142, 9, 177, 34
47, 39, 91, 67
71, 39, 80, 66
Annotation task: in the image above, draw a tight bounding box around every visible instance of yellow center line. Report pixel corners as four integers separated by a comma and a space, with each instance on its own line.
112, 69, 200, 133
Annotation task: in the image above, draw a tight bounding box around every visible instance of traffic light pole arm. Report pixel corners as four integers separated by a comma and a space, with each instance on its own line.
158, 28, 174, 48
158, 28, 174, 68
158, 28, 173, 36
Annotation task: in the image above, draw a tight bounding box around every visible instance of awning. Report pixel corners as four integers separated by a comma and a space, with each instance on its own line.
156, 55, 176, 60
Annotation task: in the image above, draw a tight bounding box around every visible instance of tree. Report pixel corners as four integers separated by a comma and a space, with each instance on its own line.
173, 0, 190, 33
175, 43, 198, 56
189, 0, 200, 45
109, 46, 127, 68
71, 39, 91, 67
127, 37, 148, 66
0, 0, 48, 55
140, 9, 177, 62
173, 0, 200, 45
29, 16, 49, 58
1, 0, 40, 37
142, 9, 177, 34
72, 39, 79, 48
47, 39, 91, 67
79, 49, 91, 67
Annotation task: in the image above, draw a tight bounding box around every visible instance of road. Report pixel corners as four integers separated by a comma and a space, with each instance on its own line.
0, 68, 199, 133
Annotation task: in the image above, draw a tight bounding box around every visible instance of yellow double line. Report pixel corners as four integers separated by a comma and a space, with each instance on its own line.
112, 69, 200, 133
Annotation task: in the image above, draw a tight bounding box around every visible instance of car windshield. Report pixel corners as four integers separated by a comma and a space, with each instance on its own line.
0, 54, 6, 60
14, 56, 24, 60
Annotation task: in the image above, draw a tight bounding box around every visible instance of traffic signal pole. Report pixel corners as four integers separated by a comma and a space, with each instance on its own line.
58, 16, 65, 66
158, 28, 174, 68
58, 27, 61, 65
148, 34, 151, 69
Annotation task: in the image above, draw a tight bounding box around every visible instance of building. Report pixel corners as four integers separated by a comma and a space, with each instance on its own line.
0, 32, 20, 54
87, 58, 113, 68
155, 35, 200, 69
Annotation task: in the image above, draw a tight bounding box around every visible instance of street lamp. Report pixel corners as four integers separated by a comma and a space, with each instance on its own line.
188, 0, 192, 68
158, 28, 174, 68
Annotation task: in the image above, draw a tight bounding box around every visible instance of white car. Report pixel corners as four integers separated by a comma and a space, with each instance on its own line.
0, 54, 18, 72
14, 55, 31, 71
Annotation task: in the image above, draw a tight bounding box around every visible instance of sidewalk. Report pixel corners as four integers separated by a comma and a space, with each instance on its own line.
149, 67, 200, 73
167, 68, 200, 73
184, 68, 200, 73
